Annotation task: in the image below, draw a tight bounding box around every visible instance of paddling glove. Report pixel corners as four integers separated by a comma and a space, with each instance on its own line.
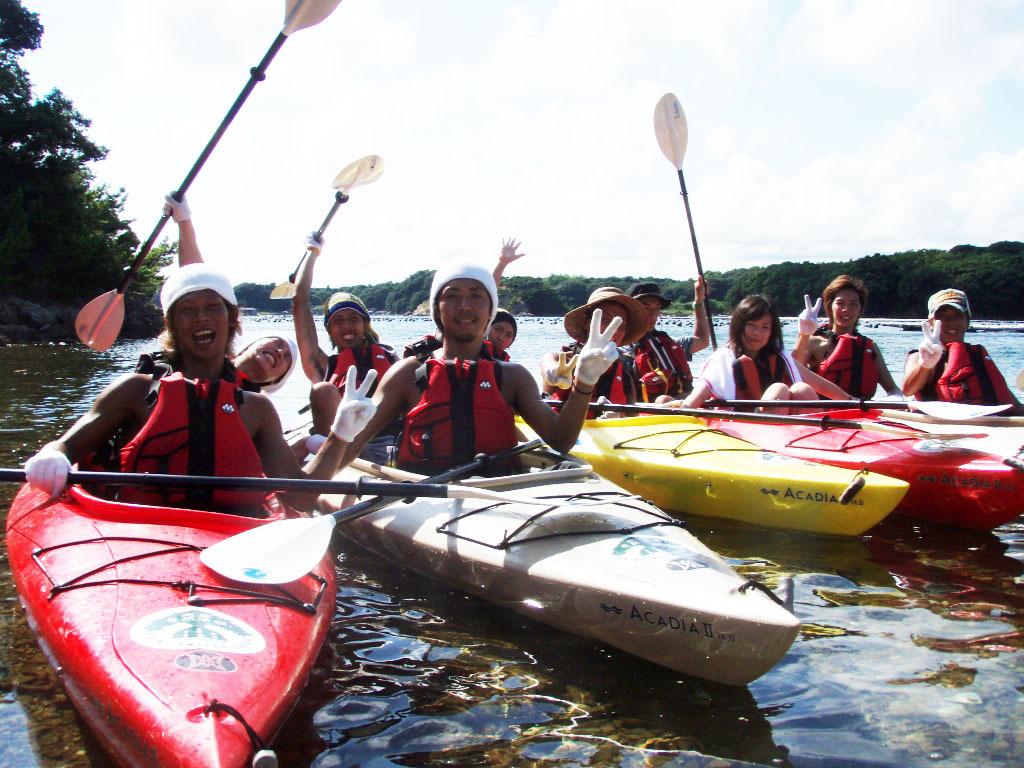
575, 309, 622, 387
25, 446, 71, 499
918, 320, 944, 369
541, 351, 577, 390
798, 295, 823, 336
304, 232, 324, 254
330, 368, 377, 443
163, 193, 191, 222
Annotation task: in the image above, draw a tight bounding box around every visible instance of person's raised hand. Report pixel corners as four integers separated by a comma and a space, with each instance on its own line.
575, 309, 623, 387
798, 295, 823, 336
693, 275, 707, 304
918, 320, 944, 369
330, 367, 377, 442
163, 193, 191, 223
304, 232, 324, 255
25, 445, 71, 499
541, 351, 577, 390
499, 237, 525, 266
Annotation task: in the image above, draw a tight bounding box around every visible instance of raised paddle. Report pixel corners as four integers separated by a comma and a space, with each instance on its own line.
543, 399, 982, 440
653, 92, 717, 349
75, 0, 344, 351
269, 154, 385, 299
199, 439, 547, 584
704, 399, 1011, 420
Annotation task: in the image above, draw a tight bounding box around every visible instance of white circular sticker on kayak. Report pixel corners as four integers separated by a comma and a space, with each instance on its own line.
129, 607, 265, 654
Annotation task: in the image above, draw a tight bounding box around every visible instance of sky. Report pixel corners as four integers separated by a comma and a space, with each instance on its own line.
18, 0, 1024, 289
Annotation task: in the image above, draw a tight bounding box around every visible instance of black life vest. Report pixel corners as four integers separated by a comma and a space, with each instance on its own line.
396, 358, 517, 475
119, 373, 267, 514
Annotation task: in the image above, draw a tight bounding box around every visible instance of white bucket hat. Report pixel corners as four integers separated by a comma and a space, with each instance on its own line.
160, 264, 237, 314
428, 262, 498, 331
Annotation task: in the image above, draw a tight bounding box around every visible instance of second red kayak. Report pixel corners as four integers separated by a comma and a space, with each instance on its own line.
704, 408, 1023, 530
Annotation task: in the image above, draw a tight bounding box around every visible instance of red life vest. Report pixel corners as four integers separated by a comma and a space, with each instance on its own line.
119, 373, 267, 514
396, 358, 517, 474
548, 358, 633, 416
733, 354, 793, 405
327, 343, 396, 394
814, 332, 880, 399
482, 339, 510, 362
922, 342, 1015, 406
633, 330, 693, 401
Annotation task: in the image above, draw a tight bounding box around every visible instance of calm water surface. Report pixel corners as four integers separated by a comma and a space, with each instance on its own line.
2, 315, 1023, 767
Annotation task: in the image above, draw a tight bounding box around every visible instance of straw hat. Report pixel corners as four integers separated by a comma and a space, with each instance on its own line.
563, 287, 647, 345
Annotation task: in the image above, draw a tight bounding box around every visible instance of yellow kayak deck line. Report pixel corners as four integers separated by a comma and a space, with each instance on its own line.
520, 414, 908, 536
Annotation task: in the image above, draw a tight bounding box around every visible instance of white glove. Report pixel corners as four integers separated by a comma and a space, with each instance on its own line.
574, 308, 623, 387
541, 351, 577, 390
798, 294, 823, 336
25, 446, 71, 499
163, 193, 191, 223
304, 232, 324, 254
918, 320, 944, 370
330, 366, 377, 442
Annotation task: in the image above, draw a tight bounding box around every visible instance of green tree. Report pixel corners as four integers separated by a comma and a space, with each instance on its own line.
0, 0, 159, 303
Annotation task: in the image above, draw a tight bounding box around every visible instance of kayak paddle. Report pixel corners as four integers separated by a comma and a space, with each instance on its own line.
704, 399, 1011, 420
75, 0, 344, 351
199, 439, 549, 584
544, 400, 983, 440
269, 154, 385, 299
653, 92, 716, 349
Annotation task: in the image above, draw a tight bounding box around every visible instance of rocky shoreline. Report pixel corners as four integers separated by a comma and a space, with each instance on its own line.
0, 294, 163, 345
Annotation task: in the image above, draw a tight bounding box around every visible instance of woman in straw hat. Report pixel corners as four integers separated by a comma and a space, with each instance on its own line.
540, 287, 648, 407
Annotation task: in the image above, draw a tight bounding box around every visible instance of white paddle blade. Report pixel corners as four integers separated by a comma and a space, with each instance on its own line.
653, 92, 688, 170
908, 401, 1012, 420
200, 514, 337, 584
269, 281, 298, 300
332, 154, 384, 193
283, 0, 343, 35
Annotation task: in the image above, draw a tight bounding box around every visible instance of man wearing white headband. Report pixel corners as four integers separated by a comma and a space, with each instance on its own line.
337, 262, 623, 476
24, 219, 376, 513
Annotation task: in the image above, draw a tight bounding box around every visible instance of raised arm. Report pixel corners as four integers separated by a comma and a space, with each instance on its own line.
291, 233, 331, 383
492, 237, 525, 291
689, 276, 711, 355
791, 294, 823, 365
163, 193, 203, 266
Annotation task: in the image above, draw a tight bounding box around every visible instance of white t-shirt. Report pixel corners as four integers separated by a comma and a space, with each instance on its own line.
696, 346, 803, 401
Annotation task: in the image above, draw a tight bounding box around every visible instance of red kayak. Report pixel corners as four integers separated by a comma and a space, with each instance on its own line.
5, 482, 336, 768
704, 408, 1023, 531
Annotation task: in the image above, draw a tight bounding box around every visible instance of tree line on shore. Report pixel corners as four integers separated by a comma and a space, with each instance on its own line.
235, 240, 1023, 320
4, 0, 1021, 327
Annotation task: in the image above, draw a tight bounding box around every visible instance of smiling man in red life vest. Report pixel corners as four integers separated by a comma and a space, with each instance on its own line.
627, 277, 710, 402
340, 263, 623, 476
903, 288, 1023, 415
24, 264, 377, 512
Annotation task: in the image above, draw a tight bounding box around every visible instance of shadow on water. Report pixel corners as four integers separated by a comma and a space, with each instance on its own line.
278, 544, 792, 768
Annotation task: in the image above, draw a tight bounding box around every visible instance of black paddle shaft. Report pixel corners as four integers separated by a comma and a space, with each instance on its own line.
333, 438, 546, 525
116, 32, 290, 295
675, 168, 718, 349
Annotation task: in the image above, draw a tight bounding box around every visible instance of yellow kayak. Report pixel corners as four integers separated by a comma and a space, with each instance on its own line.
520, 415, 908, 536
